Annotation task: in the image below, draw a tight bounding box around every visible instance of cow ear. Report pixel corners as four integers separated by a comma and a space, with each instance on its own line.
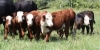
1, 16, 6, 21
43, 14, 46, 21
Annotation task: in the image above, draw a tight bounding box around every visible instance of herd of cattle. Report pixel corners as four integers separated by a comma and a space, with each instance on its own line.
0, 0, 95, 42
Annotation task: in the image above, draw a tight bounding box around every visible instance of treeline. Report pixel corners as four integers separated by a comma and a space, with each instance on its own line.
13, 0, 100, 9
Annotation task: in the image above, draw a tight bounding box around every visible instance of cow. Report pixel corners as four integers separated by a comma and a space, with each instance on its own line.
24, 10, 53, 40
41, 9, 70, 42
73, 10, 95, 36
0, 0, 15, 27
57, 9, 76, 38
14, 0, 37, 12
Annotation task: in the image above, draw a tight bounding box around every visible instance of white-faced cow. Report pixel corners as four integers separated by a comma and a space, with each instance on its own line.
41, 9, 70, 42
73, 10, 95, 36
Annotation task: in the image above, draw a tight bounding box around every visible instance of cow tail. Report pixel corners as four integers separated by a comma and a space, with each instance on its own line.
92, 12, 96, 24
93, 20, 95, 24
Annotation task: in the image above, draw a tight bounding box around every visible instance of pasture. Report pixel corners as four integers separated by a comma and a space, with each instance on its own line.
0, 8, 100, 50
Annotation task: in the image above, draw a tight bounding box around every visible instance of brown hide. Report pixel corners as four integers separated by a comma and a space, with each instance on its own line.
44, 9, 70, 42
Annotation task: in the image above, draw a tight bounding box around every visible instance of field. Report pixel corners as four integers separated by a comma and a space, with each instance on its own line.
0, 8, 100, 50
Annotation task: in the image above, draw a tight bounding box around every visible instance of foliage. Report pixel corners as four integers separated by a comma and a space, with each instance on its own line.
13, 0, 100, 9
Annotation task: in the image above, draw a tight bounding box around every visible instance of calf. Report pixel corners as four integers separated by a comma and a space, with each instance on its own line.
73, 10, 95, 36
43, 9, 70, 42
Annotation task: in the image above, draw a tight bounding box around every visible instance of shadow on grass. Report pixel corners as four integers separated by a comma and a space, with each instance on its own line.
50, 36, 66, 42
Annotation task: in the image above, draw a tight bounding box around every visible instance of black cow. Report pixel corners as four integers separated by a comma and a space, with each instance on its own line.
73, 10, 95, 36
0, 0, 15, 26
14, 0, 37, 12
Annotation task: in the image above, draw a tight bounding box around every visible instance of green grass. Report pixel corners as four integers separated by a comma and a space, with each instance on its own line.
0, 8, 100, 50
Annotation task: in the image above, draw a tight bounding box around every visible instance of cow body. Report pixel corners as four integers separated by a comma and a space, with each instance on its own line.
43, 9, 70, 42
73, 10, 95, 36
57, 9, 76, 38
14, 0, 37, 12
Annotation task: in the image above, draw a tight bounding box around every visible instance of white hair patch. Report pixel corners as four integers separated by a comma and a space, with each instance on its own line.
16, 11, 24, 23
26, 14, 34, 26
6, 16, 12, 25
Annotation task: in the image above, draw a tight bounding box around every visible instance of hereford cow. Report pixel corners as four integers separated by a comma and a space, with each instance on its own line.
25, 11, 53, 40
42, 9, 70, 42
73, 10, 95, 36
57, 9, 76, 38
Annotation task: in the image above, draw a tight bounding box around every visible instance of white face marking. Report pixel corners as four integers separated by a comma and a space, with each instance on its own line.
40, 20, 50, 34
44, 12, 53, 27
84, 15, 90, 25
6, 16, 12, 25
16, 11, 24, 23
26, 14, 34, 26
40, 12, 53, 34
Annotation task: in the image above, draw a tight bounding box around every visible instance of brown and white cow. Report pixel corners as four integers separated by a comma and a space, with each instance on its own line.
73, 10, 95, 36
24, 10, 53, 40
42, 9, 70, 42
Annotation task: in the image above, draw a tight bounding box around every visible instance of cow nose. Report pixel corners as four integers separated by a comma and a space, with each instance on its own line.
50, 23, 53, 27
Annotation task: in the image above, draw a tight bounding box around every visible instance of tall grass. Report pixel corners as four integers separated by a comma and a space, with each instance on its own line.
0, 8, 100, 50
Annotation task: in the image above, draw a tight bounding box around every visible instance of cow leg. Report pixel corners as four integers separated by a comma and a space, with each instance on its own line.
57, 29, 64, 39
18, 27, 24, 39
40, 33, 45, 40
90, 23, 93, 35
27, 28, 33, 41
44, 31, 52, 42
35, 30, 41, 41
11, 29, 16, 38
73, 25, 77, 36
86, 26, 89, 34
70, 25, 73, 34
81, 25, 85, 34
4, 25, 9, 40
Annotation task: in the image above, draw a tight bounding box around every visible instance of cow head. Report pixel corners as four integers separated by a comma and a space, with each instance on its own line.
26, 13, 34, 26
6, 16, 12, 25
16, 11, 24, 23
42, 12, 53, 27
84, 15, 90, 26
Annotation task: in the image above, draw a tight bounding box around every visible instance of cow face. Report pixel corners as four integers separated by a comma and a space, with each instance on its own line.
6, 16, 12, 25
16, 11, 24, 23
26, 14, 34, 26
84, 15, 90, 25
43, 12, 53, 27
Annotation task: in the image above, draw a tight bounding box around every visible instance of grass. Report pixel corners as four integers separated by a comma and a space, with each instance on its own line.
0, 8, 100, 50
